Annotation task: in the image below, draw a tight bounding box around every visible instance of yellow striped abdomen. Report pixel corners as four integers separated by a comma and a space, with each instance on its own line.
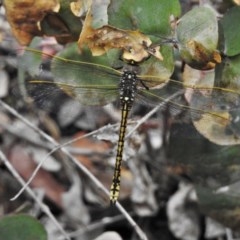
110, 102, 130, 204
110, 68, 137, 204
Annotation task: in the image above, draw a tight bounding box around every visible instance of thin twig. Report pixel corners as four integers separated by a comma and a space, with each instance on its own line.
60, 214, 127, 239
20, 90, 184, 169
0, 122, 110, 157
0, 99, 148, 240
0, 150, 71, 240
10, 124, 115, 201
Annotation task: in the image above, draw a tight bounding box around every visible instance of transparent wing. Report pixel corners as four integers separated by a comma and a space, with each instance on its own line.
20, 44, 172, 106
137, 80, 240, 145
19, 43, 240, 145
28, 80, 120, 106
20, 45, 122, 106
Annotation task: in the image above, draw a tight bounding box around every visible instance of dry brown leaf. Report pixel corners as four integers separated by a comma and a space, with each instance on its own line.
186, 40, 221, 70
233, 0, 240, 5
8, 144, 65, 207
78, 9, 163, 63
4, 0, 60, 45
72, 131, 110, 170
70, 0, 91, 17
71, 132, 132, 200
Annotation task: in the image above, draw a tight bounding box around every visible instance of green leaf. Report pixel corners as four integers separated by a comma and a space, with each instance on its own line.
0, 214, 47, 240
217, 54, 240, 90
197, 185, 240, 231
108, 0, 181, 36
168, 128, 240, 230
220, 6, 240, 56
176, 6, 219, 69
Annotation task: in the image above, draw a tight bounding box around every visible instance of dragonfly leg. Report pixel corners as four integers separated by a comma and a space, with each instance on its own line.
139, 79, 149, 90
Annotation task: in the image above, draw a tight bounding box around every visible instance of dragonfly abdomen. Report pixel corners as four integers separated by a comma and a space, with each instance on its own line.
110, 69, 138, 204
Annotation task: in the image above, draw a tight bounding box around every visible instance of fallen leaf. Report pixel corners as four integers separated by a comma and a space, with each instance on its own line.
186, 40, 221, 70
233, 0, 240, 5
70, 0, 91, 17
72, 131, 110, 171
4, 0, 60, 45
8, 144, 65, 208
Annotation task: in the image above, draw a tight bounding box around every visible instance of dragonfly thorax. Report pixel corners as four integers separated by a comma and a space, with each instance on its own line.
119, 70, 138, 109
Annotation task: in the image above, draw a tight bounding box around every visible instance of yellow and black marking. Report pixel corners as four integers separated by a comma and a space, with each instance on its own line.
110, 102, 130, 203
110, 68, 138, 204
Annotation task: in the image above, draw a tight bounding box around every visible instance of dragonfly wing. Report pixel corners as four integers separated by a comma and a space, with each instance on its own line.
61, 84, 119, 106
137, 81, 186, 112
28, 80, 119, 106
138, 81, 240, 145
21, 43, 121, 106
182, 62, 240, 145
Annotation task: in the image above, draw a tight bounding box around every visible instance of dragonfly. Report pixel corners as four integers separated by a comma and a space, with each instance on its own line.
18, 42, 240, 204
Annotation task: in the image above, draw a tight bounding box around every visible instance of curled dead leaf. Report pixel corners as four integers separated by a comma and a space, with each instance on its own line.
70, 0, 91, 17
233, 0, 240, 5
186, 40, 221, 70
78, 9, 163, 63
4, 0, 60, 45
